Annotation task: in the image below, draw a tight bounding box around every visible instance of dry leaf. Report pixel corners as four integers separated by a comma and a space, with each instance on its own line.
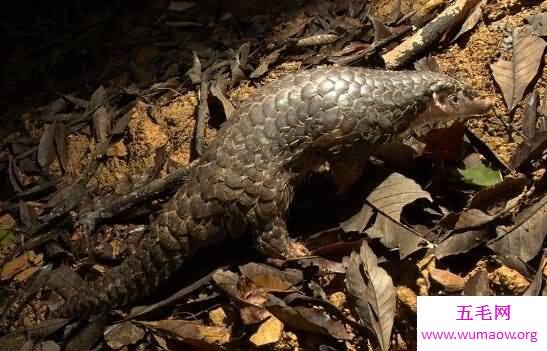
239, 263, 302, 291
14, 266, 40, 283
168, 1, 195, 12
187, 51, 202, 84
87, 86, 107, 111
143, 320, 231, 347
468, 175, 526, 215
414, 55, 440, 72
340, 173, 429, 257
210, 79, 235, 119
452, 0, 486, 42
345, 241, 395, 351
54, 123, 68, 172
1, 251, 42, 281
371, 17, 393, 42
433, 229, 491, 259
249, 316, 283, 346
490, 32, 546, 112
104, 322, 145, 350
523, 251, 546, 296
464, 270, 492, 296
37, 122, 57, 168
509, 131, 547, 169
523, 89, 539, 139
250, 48, 284, 79
488, 194, 547, 262
430, 268, 465, 292
525, 12, 547, 37
453, 209, 495, 230
93, 106, 111, 153
264, 295, 352, 340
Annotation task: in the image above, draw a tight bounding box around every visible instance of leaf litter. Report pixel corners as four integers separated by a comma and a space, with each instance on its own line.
0, 1, 546, 351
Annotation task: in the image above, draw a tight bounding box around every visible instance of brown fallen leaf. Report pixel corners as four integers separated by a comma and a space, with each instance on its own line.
371, 17, 393, 42
488, 193, 547, 262
186, 51, 202, 84
397, 287, 417, 313
453, 209, 495, 230
37, 122, 57, 168
523, 89, 539, 139
14, 266, 40, 283
87, 85, 107, 112
1, 251, 42, 281
60, 94, 88, 110
509, 131, 547, 169
414, 55, 440, 72
340, 172, 429, 258
433, 229, 491, 259
292, 257, 346, 274
168, 1, 195, 12
468, 175, 526, 215
264, 294, 352, 340
54, 123, 68, 172
239, 263, 302, 291
345, 241, 395, 351
451, 0, 486, 42
93, 106, 111, 156
523, 251, 546, 296
249, 316, 284, 347
490, 32, 546, 112
104, 322, 145, 350
210, 78, 235, 119
464, 269, 492, 296
230, 42, 249, 87
143, 320, 230, 348
250, 48, 284, 79
212, 268, 272, 324
430, 268, 465, 292
525, 12, 547, 37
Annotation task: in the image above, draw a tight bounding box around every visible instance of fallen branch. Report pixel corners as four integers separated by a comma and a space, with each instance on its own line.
382, 0, 480, 69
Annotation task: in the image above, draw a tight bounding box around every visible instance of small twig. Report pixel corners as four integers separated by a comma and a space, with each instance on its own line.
125, 268, 220, 320
382, 0, 480, 69
194, 77, 211, 156
331, 26, 411, 65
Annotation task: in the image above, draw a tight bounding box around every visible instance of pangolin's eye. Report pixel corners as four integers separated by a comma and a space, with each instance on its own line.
448, 94, 460, 105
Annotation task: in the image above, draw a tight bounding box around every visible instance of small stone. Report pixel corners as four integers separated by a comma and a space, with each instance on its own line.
209, 307, 228, 327
104, 322, 145, 350
250, 316, 284, 347
491, 266, 529, 294
430, 269, 465, 292
328, 292, 347, 310
397, 286, 417, 313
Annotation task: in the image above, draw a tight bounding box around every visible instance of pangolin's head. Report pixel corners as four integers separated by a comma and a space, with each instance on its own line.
396, 73, 494, 139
